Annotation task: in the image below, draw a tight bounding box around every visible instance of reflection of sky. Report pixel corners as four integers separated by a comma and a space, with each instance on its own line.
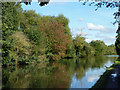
69, 59, 115, 88
87, 75, 99, 83
104, 60, 114, 67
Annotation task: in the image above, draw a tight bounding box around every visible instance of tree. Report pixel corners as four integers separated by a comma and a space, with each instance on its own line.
73, 35, 95, 57
20, 10, 47, 61
38, 15, 72, 60
2, 2, 22, 40
2, 2, 23, 66
55, 14, 75, 58
2, 2, 75, 66
20, 10, 73, 60
21, 0, 120, 55
73, 35, 85, 57
105, 44, 117, 55
10, 31, 31, 65
79, 0, 120, 55
90, 40, 107, 56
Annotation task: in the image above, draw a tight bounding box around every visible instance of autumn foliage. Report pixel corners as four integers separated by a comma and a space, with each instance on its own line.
40, 19, 71, 60
2, 2, 117, 66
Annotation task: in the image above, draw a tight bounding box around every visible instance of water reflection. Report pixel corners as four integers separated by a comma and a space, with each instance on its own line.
2, 55, 117, 88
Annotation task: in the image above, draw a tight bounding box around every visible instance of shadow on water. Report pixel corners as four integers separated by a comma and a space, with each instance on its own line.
2, 55, 118, 88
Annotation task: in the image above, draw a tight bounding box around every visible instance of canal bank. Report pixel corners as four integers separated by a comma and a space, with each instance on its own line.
91, 57, 120, 89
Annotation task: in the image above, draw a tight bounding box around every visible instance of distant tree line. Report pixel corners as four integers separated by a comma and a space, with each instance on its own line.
2, 2, 117, 66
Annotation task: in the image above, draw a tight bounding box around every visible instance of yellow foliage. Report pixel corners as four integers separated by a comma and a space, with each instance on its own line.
11, 31, 31, 55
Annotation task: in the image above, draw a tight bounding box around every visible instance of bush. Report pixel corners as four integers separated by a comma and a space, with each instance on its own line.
10, 31, 31, 65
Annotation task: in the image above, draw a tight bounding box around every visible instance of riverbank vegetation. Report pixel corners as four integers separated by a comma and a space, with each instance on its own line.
2, 2, 117, 66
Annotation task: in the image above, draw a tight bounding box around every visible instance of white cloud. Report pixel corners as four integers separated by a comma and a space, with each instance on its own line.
87, 23, 116, 35
95, 35, 116, 45
85, 38, 92, 43
87, 75, 99, 83
87, 23, 104, 30
103, 36, 116, 45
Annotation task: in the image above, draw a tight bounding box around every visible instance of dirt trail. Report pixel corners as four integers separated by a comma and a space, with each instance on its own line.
105, 65, 120, 88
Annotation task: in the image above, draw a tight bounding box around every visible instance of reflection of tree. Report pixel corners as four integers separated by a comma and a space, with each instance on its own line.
2, 62, 72, 88
2, 66, 33, 88
63, 56, 116, 80
74, 58, 88, 79
2, 56, 117, 88
2, 63, 49, 88
90, 56, 107, 69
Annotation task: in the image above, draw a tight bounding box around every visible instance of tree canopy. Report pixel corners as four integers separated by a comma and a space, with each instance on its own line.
2, 2, 118, 66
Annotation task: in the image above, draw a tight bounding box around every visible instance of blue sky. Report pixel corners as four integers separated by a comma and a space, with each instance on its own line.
21, 2, 118, 45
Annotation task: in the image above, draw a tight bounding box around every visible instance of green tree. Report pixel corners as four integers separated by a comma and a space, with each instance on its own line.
20, 10, 47, 61
2, 2, 22, 40
105, 44, 117, 55
2, 2, 23, 66
73, 35, 95, 57
79, 1, 120, 55
90, 40, 107, 56
73, 35, 85, 57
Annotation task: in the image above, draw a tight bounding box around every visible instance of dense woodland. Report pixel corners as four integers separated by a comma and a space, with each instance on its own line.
2, 2, 117, 66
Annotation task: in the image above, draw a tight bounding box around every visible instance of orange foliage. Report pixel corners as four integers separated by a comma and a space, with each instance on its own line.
39, 20, 71, 60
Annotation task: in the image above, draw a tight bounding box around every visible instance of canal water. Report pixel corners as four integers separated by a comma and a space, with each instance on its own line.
2, 55, 118, 88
